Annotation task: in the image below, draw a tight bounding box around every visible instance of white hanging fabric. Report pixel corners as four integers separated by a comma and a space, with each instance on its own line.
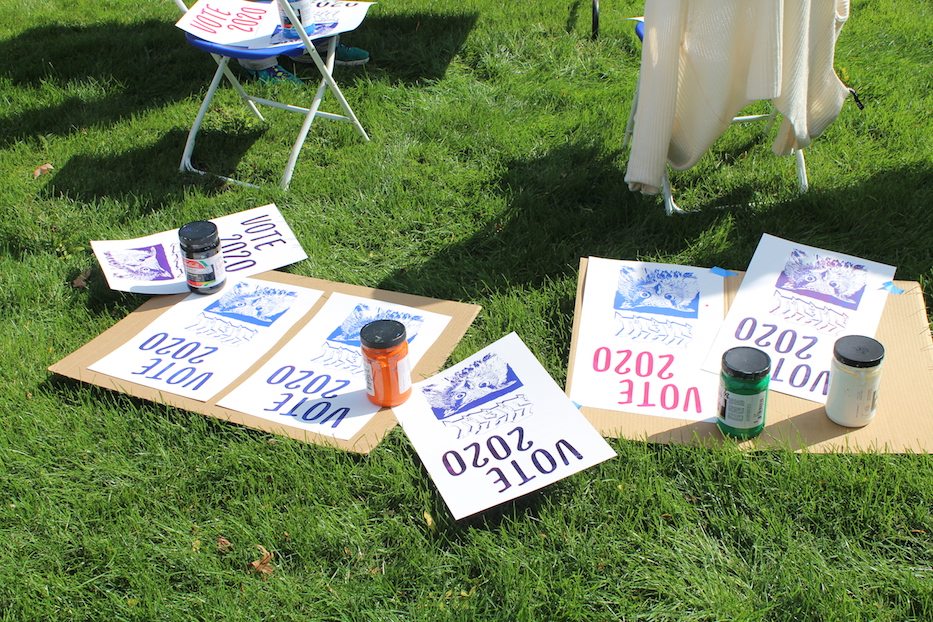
625, 0, 851, 195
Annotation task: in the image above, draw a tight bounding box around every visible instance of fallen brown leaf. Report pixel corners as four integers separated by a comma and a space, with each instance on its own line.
72, 268, 92, 288
217, 536, 233, 553
33, 163, 54, 179
246, 545, 274, 579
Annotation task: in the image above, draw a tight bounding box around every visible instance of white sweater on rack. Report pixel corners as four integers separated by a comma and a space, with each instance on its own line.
624, 0, 851, 195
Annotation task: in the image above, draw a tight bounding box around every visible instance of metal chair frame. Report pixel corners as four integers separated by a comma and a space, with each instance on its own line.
173, 0, 369, 190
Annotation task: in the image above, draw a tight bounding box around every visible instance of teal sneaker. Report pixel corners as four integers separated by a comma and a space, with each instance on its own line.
245, 65, 303, 86
294, 38, 370, 66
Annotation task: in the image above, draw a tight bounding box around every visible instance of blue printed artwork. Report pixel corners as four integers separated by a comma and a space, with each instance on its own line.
775, 249, 867, 311
104, 245, 176, 281
204, 281, 297, 327
614, 266, 700, 318
311, 304, 426, 372
422, 353, 524, 421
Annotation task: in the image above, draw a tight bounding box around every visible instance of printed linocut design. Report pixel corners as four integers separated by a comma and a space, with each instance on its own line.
775, 249, 867, 310
104, 245, 178, 282
423, 353, 531, 439
309, 304, 425, 372
771, 249, 868, 334
611, 267, 699, 346
182, 282, 299, 345
614, 266, 700, 319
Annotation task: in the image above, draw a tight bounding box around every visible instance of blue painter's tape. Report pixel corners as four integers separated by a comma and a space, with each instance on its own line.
882, 281, 905, 295
572, 401, 582, 409
711, 267, 738, 278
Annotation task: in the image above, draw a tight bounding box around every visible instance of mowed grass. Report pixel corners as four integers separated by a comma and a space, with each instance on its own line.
1, 0, 932, 620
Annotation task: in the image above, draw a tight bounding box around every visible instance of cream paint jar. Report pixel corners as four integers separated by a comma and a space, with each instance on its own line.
825, 335, 884, 427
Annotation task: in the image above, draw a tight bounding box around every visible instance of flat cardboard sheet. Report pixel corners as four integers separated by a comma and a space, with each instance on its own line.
567, 258, 933, 453
50, 271, 481, 454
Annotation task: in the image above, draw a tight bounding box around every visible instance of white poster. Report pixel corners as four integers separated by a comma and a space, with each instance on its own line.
89, 278, 324, 401
394, 333, 617, 520
91, 204, 307, 294
568, 257, 725, 422
702, 234, 897, 403
217, 292, 453, 440
176, 0, 375, 49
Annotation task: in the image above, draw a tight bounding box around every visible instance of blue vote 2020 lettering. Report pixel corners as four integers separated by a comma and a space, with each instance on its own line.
441, 426, 584, 493
732, 317, 828, 395
131, 332, 216, 390
262, 365, 355, 429
220, 212, 291, 273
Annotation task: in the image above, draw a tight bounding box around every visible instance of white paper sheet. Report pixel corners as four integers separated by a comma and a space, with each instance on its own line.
393, 333, 617, 520
216, 292, 453, 440
89, 278, 324, 401
91, 204, 307, 294
568, 257, 725, 422
175, 0, 375, 49
702, 234, 897, 404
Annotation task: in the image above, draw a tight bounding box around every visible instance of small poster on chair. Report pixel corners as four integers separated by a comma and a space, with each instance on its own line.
90, 204, 307, 295
175, 0, 376, 49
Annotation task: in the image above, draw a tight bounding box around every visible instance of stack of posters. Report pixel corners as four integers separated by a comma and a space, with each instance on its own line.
175, 0, 375, 49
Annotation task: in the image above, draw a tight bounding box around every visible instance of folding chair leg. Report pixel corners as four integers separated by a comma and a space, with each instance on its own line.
662, 170, 684, 215
212, 53, 264, 122
623, 74, 640, 150
281, 37, 339, 190
180, 55, 261, 189
794, 148, 808, 192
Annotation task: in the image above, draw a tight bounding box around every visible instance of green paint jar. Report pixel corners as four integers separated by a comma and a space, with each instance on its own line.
717, 347, 771, 439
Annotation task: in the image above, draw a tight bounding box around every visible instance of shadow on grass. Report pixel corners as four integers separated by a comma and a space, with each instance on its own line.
0, 20, 205, 148
42, 128, 264, 207
335, 11, 479, 85
0, 12, 476, 142
378, 138, 933, 308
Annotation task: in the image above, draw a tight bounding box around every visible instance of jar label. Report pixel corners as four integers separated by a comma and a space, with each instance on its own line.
363, 360, 376, 397
397, 354, 412, 394
184, 254, 225, 287
718, 388, 766, 429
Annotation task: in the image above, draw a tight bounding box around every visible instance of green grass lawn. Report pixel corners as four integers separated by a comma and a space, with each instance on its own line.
2, 0, 932, 619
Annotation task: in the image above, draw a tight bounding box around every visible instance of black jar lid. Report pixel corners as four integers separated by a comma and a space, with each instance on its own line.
360, 320, 407, 349
833, 335, 884, 368
178, 221, 219, 250
722, 347, 771, 380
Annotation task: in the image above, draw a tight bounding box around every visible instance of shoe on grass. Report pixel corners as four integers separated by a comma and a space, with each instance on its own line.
293, 38, 370, 66
245, 65, 303, 86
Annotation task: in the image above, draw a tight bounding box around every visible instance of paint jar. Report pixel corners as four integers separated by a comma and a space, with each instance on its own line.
278, 0, 312, 39
360, 320, 412, 408
825, 335, 884, 427
178, 220, 225, 295
717, 347, 771, 439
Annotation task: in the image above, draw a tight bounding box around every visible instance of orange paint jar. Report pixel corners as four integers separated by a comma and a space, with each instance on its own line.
360, 320, 412, 407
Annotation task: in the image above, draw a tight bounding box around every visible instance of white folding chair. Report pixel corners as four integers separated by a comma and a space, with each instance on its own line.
173, 0, 369, 190
622, 18, 808, 215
